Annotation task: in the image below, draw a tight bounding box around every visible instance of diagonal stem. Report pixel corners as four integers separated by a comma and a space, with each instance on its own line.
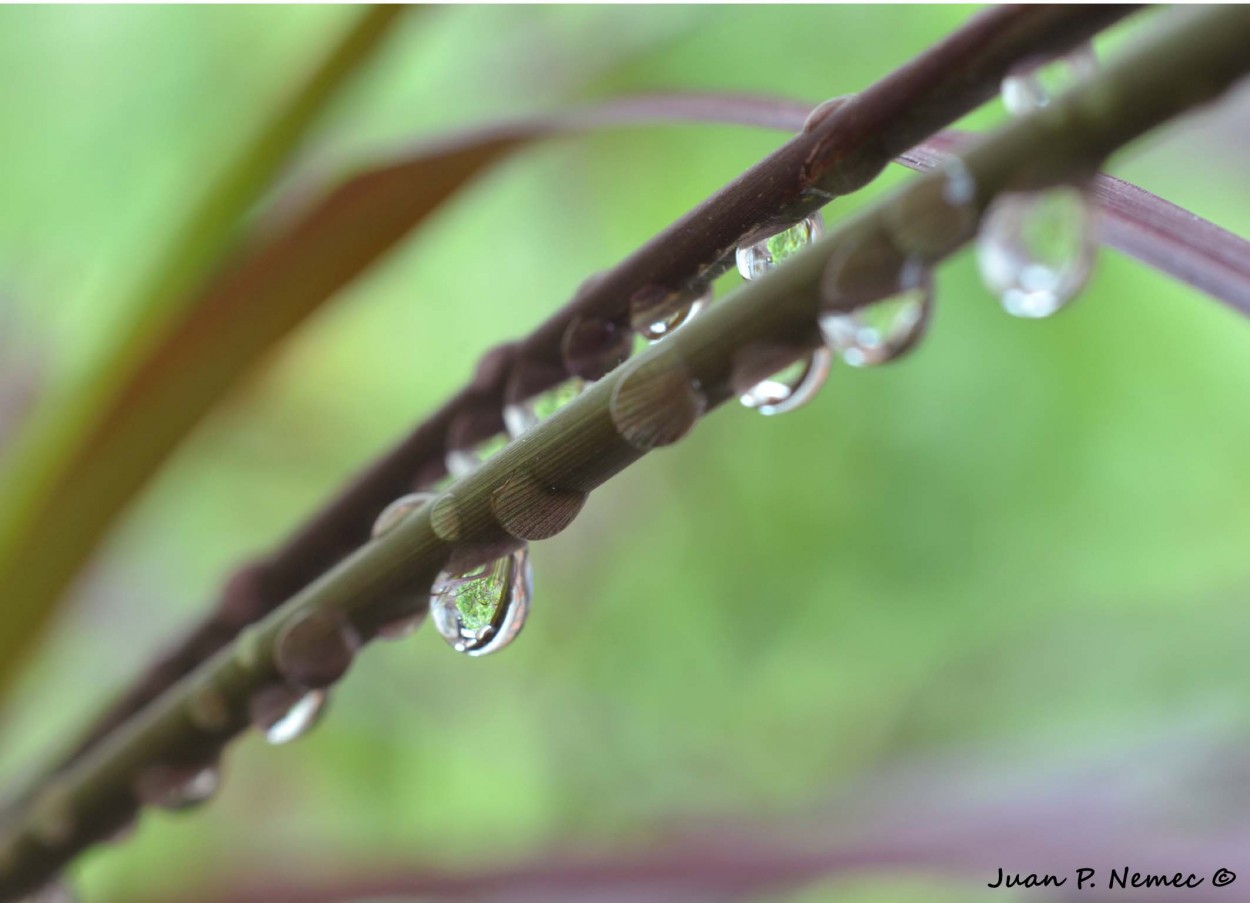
41, 4, 1136, 785
1, 5, 1246, 899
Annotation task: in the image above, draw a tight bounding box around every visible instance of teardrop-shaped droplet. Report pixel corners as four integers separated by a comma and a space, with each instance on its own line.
503, 377, 585, 438
372, 492, 434, 539
737, 349, 833, 416
629, 284, 709, 342
1002, 46, 1098, 116
133, 762, 219, 811
819, 258, 933, 368
249, 685, 328, 745
430, 546, 531, 656
736, 214, 824, 281
976, 186, 1096, 319
445, 433, 509, 479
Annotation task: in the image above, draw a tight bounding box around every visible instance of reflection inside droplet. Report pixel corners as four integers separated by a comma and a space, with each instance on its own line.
629, 284, 709, 342
430, 547, 531, 656
976, 186, 1095, 319
738, 349, 833, 416
735, 214, 825, 281
820, 258, 933, 368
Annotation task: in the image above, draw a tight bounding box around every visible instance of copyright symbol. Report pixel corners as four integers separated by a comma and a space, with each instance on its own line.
1213, 868, 1236, 887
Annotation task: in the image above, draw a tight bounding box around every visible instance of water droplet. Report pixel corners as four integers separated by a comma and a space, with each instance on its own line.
430, 546, 531, 656
133, 762, 219, 811
503, 375, 585, 438
802, 96, 846, 134
492, 472, 586, 540
610, 354, 707, 449
736, 214, 824, 280
372, 492, 434, 539
629, 284, 708, 342
430, 492, 463, 542
737, 349, 832, 416
249, 685, 328, 745
274, 610, 359, 690
562, 314, 631, 381
445, 433, 509, 479
1002, 46, 1098, 116
976, 186, 1096, 319
820, 257, 933, 368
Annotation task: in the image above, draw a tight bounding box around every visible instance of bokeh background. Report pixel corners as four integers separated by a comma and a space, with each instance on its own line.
2, 6, 1250, 902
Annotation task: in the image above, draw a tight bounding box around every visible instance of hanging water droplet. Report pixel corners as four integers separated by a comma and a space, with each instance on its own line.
249, 685, 328, 745
446, 433, 509, 479
430, 546, 531, 656
503, 376, 585, 438
976, 186, 1096, 319
1002, 46, 1098, 116
736, 214, 824, 281
133, 762, 219, 811
629, 284, 709, 342
732, 213, 830, 414
737, 349, 832, 416
820, 258, 933, 367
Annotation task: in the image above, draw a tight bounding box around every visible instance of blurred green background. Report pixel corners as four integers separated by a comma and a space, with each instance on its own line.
1, 6, 1249, 902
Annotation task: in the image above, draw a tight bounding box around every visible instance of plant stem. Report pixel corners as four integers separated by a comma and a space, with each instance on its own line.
2, 5, 1247, 898
47, 3, 1135, 782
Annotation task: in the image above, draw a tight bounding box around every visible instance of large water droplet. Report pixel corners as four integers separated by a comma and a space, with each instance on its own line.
737, 349, 832, 416
1002, 46, 1098, 116
133, 762, 219, 811
430, 546, 531, 656
820, 258, 933, 368
736, 214, 824, 280
250, 685, 328, 745
976, 186, 1095, 319
629, 284, 709, 342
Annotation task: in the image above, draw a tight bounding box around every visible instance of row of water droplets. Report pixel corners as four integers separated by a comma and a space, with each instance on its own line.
976, 48, 1099, 318
393, 49, 1107, 661
5, 52, 1111, 903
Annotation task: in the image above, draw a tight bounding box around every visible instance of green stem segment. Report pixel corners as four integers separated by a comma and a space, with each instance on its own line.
2, 5, 1248, 899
